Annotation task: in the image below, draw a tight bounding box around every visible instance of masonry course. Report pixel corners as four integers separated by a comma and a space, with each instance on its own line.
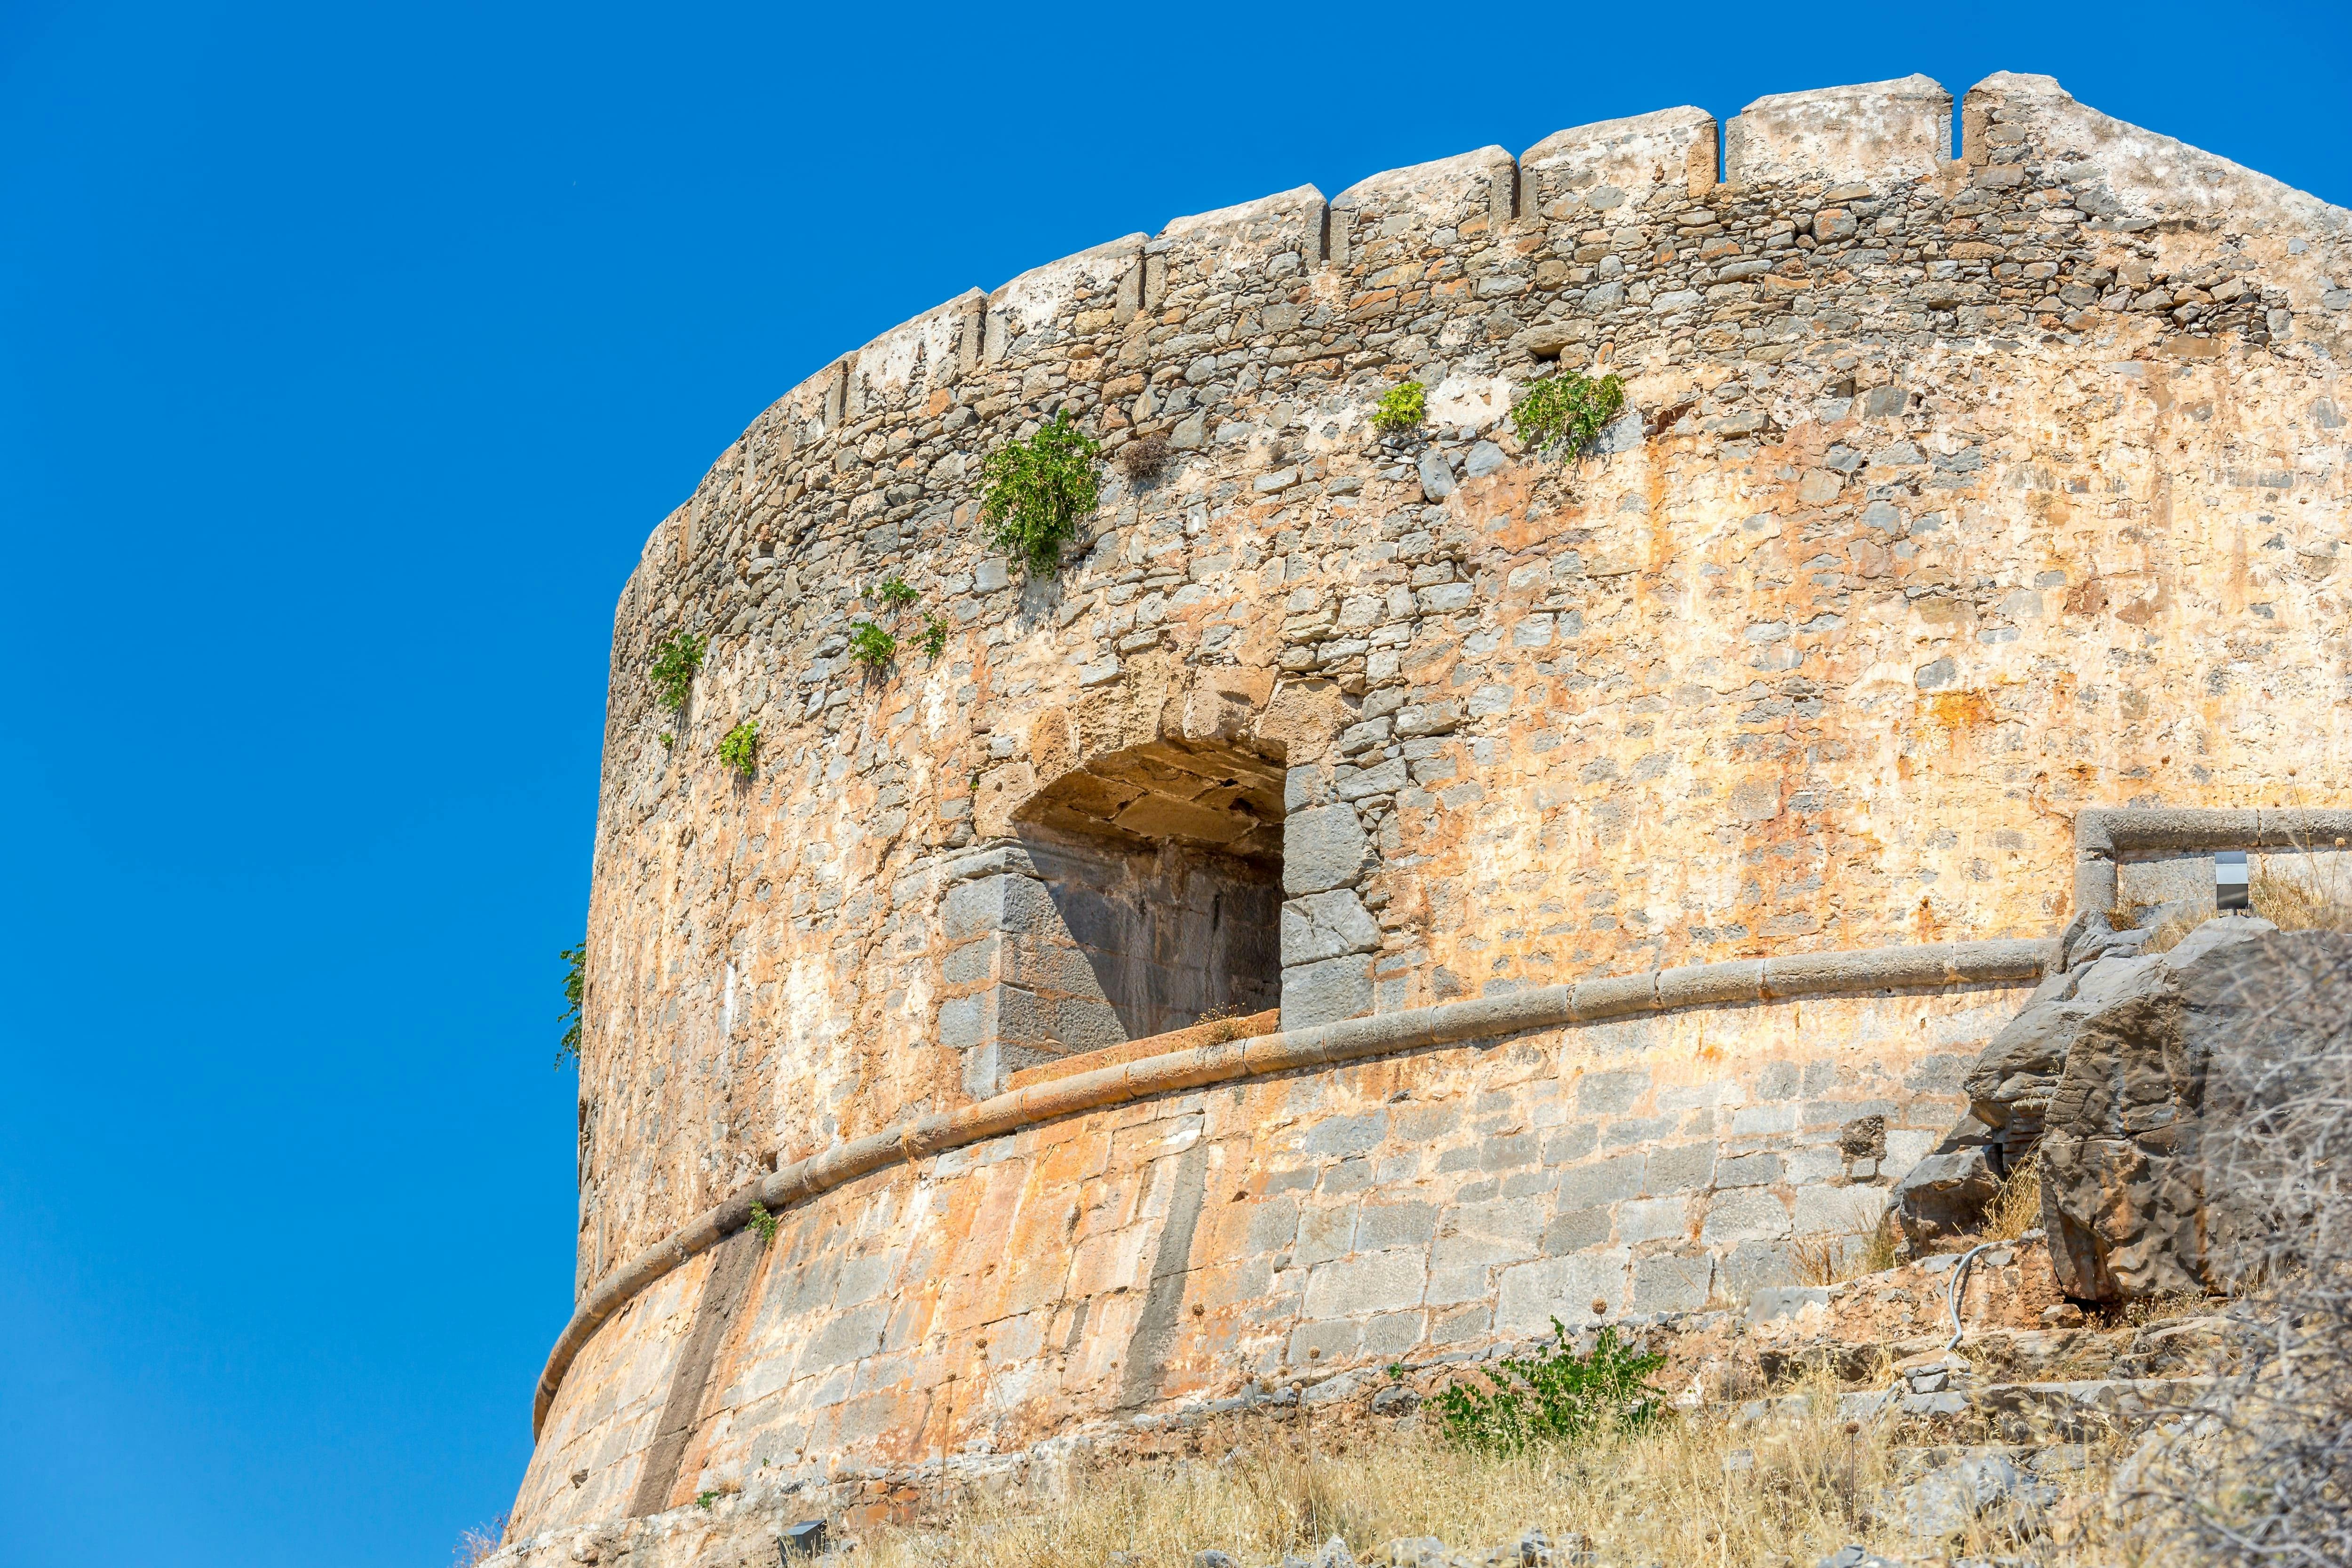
495, 67, 2349, 1566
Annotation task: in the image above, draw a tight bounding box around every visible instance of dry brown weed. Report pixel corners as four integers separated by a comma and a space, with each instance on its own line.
853, 1379, 2128, 1568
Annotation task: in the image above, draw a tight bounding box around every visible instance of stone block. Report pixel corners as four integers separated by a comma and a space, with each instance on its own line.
1494, 1250, 1632, 1334
1633, 1253, 1715, 1313
1361, 1310, 1426, 1359
1746, 1285, 1833, 1325
1281, 955, 1374, 1030
1542, 1122, 1600, 1165
1354, 1199, 1438, 1253
1302, 1109, 1388, 1159
1718, 1239, 1798, 1294
1287, 1318, 1360, 1365
1245, 1194, 1302, 1256
1701, 1188, 1792, 1245
1303, 1249, 1427, 1319
1282, 889, 1382, 965
1294, 1201, 1359, 1268
1616, 1196, 1690, 1245
1430, 1195, 1545, 1270
1284, 805, 1371, 896
1429, 1302, 1493, 1344
1543, 1206, 1613, 1253
1715, 1151, 1783, 1188
1575, 1068, 1652, 1115
1480, 1131, 1539, 1171
941, 872, 1057, 941
1644, 1141, 1717, 1194
1725, 75, 1953, 186
1731, 1103, 1800, 1135
1557, 1154, 1643, 1210
1795, 1183, 1888, 1237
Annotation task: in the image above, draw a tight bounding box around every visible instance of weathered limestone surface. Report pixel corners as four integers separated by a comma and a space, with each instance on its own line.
517, 987, 2017, 1540
517, 66, 2351, 1561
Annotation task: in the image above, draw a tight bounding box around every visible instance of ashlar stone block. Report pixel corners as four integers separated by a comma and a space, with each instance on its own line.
1302, 1248, 1427, 1320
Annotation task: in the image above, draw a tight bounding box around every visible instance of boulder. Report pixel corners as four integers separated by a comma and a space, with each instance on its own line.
1894, 1452, 2057, 1543
1914, 917, 2344, 1302
1888, 1120, 2001, 1248
2036, 920, 2303, 1300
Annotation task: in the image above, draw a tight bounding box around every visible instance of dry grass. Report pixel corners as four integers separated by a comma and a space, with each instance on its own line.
2250, 863, 2352, 931
2122, 857, 2352, 956
854, 1382, 2129, 1568
1981, 1159, 2044, 1243
452, 1515, 508, 1568
1790, 1196, 1902, 1287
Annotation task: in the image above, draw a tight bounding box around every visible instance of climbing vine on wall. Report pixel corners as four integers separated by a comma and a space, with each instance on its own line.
978, 411, 1101, 573
1512, 370, 1626, 459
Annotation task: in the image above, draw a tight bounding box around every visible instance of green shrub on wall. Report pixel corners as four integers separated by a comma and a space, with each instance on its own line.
978, 411, 1101, 573
848, 620, 897, 669
1512, 370, 1626, 459
915, 613, 950, 661
1372, 380, 1427, 434
649, 630, 707, 713
718, 720, 759, 778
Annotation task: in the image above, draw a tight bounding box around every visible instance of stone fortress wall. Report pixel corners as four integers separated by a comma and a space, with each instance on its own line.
499, 70, 2350, 1559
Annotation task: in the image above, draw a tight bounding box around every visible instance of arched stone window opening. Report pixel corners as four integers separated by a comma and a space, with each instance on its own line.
938, 736, 1285, 1096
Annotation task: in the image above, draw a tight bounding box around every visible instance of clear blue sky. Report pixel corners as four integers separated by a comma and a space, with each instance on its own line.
0, 3, 2340, 1564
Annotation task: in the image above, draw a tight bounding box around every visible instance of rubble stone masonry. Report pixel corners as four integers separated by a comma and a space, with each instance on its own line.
502, 71, 2349, 1554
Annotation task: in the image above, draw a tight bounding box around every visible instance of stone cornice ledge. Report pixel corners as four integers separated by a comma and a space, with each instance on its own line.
531, 936, 2052, 1434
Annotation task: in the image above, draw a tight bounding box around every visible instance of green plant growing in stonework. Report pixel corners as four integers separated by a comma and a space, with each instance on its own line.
718, 720, 759, 778
1372, 379, 1427, 434
916, 614, 951, 661
978, 410, 1101, 573
848, 620, 898, 669
694, 1491, 719, 1511
555, 941, 586, 1069
747, 1200, 779, 1246
1407, 1318, 1663, 1453
649, 630, 708, 713
1512, 369, 1626, 459
869, 576, 920, 611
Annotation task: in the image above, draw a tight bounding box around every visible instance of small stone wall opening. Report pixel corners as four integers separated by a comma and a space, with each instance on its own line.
1018, 736, 1286, 1043
939, 737, 1284, 1096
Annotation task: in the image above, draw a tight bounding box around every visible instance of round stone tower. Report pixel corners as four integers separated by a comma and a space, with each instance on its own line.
494, 71, 2351, 1567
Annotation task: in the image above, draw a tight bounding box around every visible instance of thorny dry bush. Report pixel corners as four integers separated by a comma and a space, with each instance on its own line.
855, 1375, 2130, 1568
2129, 933, 2352, 1568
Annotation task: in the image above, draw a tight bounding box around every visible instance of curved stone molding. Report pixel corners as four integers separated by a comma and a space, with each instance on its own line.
532, 934, 2049, 1434
1725, 73, 1953, 186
